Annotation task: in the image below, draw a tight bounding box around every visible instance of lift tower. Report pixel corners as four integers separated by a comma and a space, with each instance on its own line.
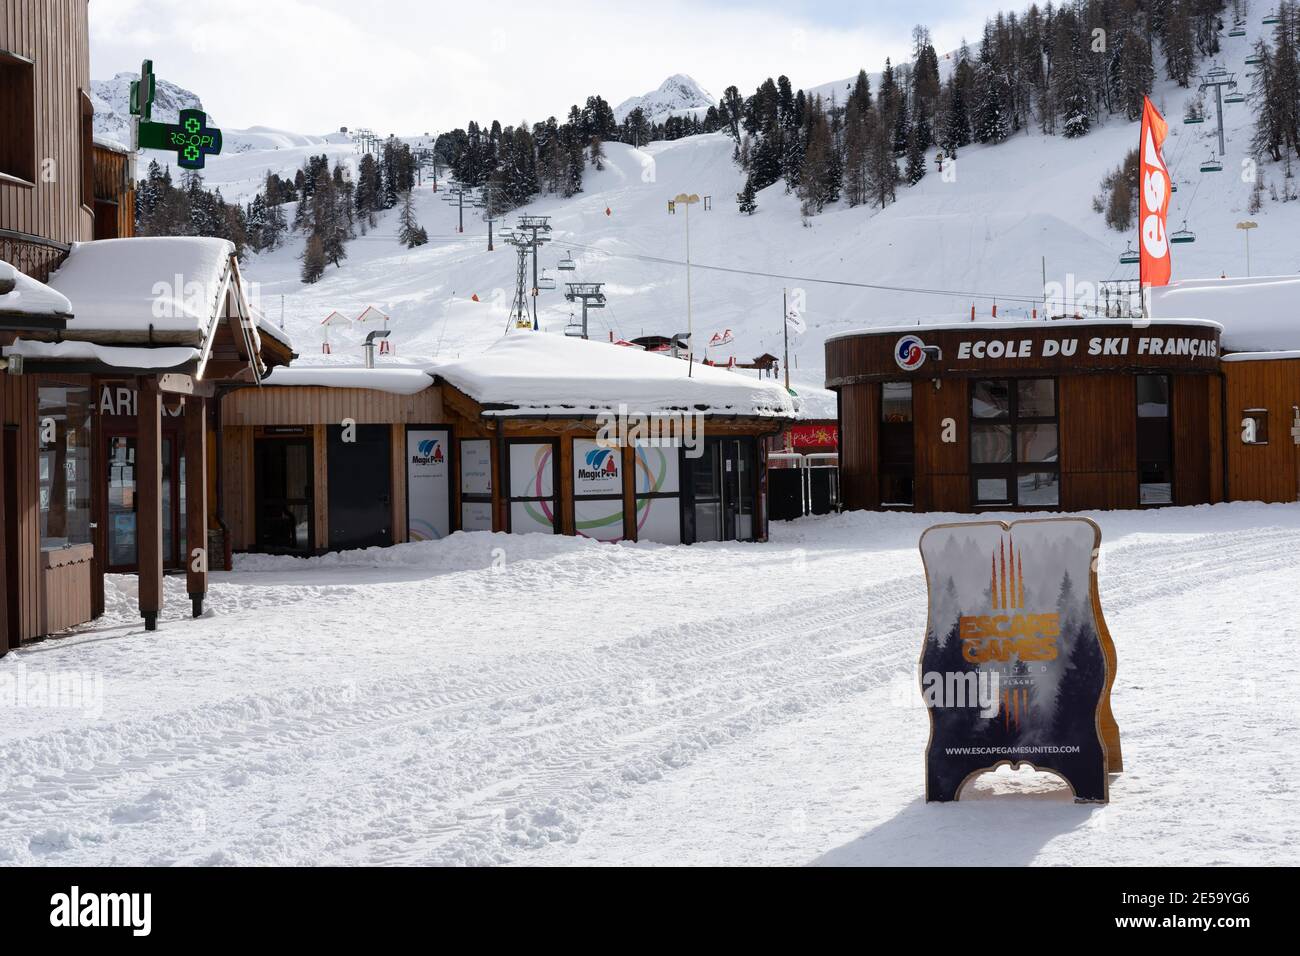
563, 283, 606, 340
1197, 65, 1239, 157
514, 215, 552, 328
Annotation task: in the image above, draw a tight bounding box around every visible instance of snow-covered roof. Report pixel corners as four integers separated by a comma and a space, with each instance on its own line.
431, 332, 798, 418
356, 306, 389, 323
1148, 276, 1300, 352
262, 366, 434, 395
2, 339, 198, 369
824, 316, 1223, 343
1221, 350, 1300, 363
48, 237, 236, 335
0, 261, 72, 319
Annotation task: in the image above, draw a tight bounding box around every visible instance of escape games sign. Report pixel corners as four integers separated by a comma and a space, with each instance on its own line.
918, 518, 1121, 803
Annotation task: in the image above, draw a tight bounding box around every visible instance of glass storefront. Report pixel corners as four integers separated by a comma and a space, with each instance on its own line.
37, 385, 93, 550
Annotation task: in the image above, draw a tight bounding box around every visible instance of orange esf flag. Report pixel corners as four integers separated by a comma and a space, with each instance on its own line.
1138, 96, 1172, 288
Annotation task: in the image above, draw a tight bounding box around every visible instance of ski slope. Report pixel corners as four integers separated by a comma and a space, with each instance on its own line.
236, 18, 1300, 401
1, 503, 1297, 866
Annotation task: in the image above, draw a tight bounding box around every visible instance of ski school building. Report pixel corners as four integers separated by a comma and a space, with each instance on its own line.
827, 277, 1300, 512
220, 332, 796, 556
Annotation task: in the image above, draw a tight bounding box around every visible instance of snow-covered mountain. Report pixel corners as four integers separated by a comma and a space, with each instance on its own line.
91, 71, 209, 150
614, 74, 716, 124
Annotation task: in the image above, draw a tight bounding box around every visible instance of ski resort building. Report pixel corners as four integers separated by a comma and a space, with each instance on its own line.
828, 286, 1300, 512
219, 333, 796, 555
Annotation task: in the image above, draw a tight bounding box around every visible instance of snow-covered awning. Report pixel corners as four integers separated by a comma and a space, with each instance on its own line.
1148, 275, 1300, 353
2, 339, 198, 371
0, 261, 72, 329
43, 237, 273, 382
430, 332, 798, 418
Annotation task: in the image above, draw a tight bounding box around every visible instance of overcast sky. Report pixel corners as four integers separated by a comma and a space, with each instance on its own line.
90, 0, 997, 135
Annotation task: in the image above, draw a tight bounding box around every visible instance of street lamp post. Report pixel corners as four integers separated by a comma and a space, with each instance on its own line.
672, 192, 700, 376
1236, 220, 1258, 277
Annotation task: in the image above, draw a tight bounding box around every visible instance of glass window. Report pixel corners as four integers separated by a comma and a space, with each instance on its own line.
971, 380, 1011, 418
1017, 379, 1056, 418
506, 441, 556, 535
38, 385, 93, 549
880, 382, 914, 507
1137, 375, 1173, 506
0, 52, 36, 183
881, 382, 913, 422
1240, 410, 1268, 445
970, 378, 1058, 509
634, 441, 681, 544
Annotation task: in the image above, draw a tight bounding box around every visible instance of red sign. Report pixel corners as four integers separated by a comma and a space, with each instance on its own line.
789, 424, 838, 449
1138, 96, 1172, 288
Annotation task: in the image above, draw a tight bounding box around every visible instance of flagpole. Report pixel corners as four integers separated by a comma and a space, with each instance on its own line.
782, 287, 790, 390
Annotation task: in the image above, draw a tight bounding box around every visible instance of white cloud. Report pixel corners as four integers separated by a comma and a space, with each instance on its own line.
91, 0, 994, 134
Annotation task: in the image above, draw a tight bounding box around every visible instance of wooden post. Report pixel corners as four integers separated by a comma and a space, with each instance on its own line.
0, 376, 9, 655
185, 395, 208, 617
137, 377, 163, 630
90, 378, 106, 619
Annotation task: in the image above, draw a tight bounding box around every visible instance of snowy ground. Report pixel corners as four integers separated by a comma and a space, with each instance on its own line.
2, 503, 1298, 866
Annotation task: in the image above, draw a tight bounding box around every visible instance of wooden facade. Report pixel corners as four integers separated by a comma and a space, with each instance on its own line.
219, 382, 783, 553
828, 322, 1230, 514
1223, 358, 1300, 503
0, 0, 94, 253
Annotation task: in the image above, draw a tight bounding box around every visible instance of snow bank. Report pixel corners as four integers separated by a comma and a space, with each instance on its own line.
431, 332, 798, 417
262, 366, 433, 394
48, 237, 235, 334
0, 262, 72, 318
2, 339, 198, 368
1148, 275, 1300, 352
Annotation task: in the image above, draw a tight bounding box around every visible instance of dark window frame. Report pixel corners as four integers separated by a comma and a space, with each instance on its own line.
0, 49, 37, 186
631, 440, 685, 545
969, 377, 1060, 509
502, 438, 560, 535
458, 437, 495, 531
879, 381, 915, 509
1240, 408, 1269, 446
1136, 374, 1175, 507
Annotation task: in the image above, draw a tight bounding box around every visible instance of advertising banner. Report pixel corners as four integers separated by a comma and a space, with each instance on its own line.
460, 440, 492, 496
406, 429, 450, 541
918, 518, 1121, 803
1139, 95, 1172, 288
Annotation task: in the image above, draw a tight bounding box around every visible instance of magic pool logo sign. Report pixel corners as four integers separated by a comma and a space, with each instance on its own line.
918, 518, 1121, 803
578, 447, 619, 482
410, 438, 444, 467
895, 334, 926, 371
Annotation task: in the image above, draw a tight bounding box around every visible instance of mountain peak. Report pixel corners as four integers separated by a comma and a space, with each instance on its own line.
614, 74, 715, 124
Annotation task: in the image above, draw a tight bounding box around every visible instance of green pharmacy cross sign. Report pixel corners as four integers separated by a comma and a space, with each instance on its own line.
130, 59, 223, 170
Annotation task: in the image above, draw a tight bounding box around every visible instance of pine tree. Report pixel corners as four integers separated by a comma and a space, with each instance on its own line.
736, 177, 758, 214
301, 233, 326, 284
397, 190, 427, 247
905, 121, 927, 185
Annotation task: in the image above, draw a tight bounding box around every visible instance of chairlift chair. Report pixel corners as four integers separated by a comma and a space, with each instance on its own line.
1229, 26, 1246, 36
536, 271, 556, 291
557, 251, 576, 271
1119, 242, 1140, 265
1170, 220, 1197, 244
1183, 115, 1205, 124
1200, 156, 1224, 172
1224, 91, 1246, 104
1263, 12, 1281, 25
1245, 53, 1264, 65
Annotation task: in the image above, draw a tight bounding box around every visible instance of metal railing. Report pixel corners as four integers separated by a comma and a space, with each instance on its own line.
0, 229, 72, 283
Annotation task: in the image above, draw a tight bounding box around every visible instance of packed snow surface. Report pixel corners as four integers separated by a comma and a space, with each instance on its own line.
262, 366, 433, 394
431, 332, 797, 417
1, 503, 1297, 866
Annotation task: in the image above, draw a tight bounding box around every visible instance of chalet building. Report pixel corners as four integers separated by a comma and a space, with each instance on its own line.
220, 334, 795, 554
827, 284, 1300, 512
1, 1, 292, 652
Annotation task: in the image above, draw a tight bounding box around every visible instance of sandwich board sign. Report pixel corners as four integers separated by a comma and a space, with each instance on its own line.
918, 518, 1121, 803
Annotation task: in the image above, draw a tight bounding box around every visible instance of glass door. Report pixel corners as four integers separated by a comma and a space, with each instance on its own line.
254, 438, 314, 552
689, 438, 757, 542
105, 434, 182, 570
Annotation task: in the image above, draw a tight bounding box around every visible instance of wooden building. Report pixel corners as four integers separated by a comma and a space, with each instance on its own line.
219, 335, 796, 554
826, 319, 1226, 512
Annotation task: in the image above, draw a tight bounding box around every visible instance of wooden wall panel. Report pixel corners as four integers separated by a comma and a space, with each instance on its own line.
0, 0, 94, 247
39, 548, 92, 635
1059, 374, 1137, 475
1172, 374, 1212, 506
838, 383, 879, 511
1223, 360, 1300, 503
221, 385, 446, 427
311, 424, 328, 548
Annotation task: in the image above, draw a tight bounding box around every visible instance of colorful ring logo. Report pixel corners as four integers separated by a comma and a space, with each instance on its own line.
895, 334, 926, 371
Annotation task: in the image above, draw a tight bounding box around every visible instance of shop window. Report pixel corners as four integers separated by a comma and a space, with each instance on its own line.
1137, 375, 1173, 505
0, 50, 36, 184
880, 382, 914, 507
80, 91, 95, 210
633, 441, 682, 544
573, 438, 625, 542
1240, 409, 1269, 446
38, 385, 93, 549
970, 378, 1059, 508
506, 441, 557, 534
459, 439, 494, 531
